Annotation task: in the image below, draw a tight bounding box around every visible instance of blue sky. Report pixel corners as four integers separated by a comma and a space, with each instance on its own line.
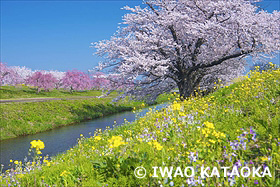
1, 0, 279, 72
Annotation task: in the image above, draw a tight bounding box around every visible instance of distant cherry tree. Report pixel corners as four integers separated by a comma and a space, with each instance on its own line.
91, 72, 110, 90
94, 0, 280, 100
9, 66, 33, 84
26, 71, 57, 93
0, 63, 22, 86
46, 70, 66, 89
62, 70, 92, 92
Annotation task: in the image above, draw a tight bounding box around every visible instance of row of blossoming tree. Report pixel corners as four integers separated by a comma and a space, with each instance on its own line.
0, 63, 131, 93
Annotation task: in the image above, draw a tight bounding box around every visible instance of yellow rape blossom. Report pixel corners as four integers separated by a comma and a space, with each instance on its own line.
94, 136, 101, 141
220, 132, 226, 138
30, 140, 45, 150
43, 160, 51, 166
108, 136, 126, 148
60, 170, 70, 177
198, 110, 204, 114
172, 102, 181, 111
260, 157, 268, 162
148, 140, 163, 151
204, 121, 214, 129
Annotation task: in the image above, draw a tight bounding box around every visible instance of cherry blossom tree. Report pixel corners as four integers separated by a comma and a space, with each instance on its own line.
94, 0, 280, 100
46, 70, 66, 89
0, 63, 22, 86
91, 72, 110, 90
26, 71, 58, 93
10, 66, 33, 84
8, 66, 66, 88
107, 73, 134, 91
62, 70, 92, 92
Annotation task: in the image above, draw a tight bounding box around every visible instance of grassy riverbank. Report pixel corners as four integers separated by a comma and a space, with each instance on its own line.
0, 93, 173, 140
1, 69, 280, 186
0, 86, 106, 100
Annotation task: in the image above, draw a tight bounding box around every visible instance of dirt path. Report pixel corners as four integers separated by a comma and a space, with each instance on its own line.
0, 96, 101, 103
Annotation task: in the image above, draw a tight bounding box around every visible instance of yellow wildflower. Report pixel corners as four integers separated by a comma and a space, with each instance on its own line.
204, 121, 214, 129
108, 136, 126, 148
94, 136, 101, 141
260, 157, 268, 162
220, 133, 226, 138
148, 140, 163, 151
154, 142, 163, 150
198, 110, 204, 114
172, 103, 181, 111
60, 170, 69, 177
30, 140, 45, 150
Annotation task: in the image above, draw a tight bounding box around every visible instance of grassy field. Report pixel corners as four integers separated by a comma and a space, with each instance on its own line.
0, 86, 106, 100
0, 88, 173, 140
1, 69, 280, 186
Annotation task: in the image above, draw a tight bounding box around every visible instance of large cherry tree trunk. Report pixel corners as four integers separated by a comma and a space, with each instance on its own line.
176, 69, 205, 99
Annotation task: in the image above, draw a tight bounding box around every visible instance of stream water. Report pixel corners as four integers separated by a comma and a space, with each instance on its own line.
0, 103, 168, 171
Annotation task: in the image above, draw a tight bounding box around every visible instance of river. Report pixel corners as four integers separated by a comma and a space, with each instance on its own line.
0, 103, 168, 171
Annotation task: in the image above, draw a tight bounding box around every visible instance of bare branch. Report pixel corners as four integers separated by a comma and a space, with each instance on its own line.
146, 2, 159, 16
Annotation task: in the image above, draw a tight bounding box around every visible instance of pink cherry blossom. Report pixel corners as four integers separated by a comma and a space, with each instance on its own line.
94, 0, 280, 100
62, 70, 92, 92
0, 62, 22, 86
26, 71, 57, 93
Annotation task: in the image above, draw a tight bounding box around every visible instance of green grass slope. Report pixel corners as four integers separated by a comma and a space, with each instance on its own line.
0, 93, 172, 140
0, 86, 105, 100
